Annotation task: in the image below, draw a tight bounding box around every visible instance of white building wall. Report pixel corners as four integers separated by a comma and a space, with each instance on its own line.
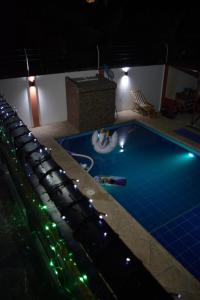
37, 70, 97, 126
165, 66, 197, 99
0, 77, 32, 128
113, 65, 165, 111
0, 65, 164, 127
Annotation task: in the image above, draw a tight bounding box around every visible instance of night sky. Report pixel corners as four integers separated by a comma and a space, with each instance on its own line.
1, 1, 200, 76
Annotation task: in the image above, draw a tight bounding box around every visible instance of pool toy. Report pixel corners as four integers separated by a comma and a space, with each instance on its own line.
94, 176, 127, 186
92, 129, 118, 154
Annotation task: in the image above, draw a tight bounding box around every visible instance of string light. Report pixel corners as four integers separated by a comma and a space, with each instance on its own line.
40, 205, 48, 210
49, 260, 54, 267
125, 257, 131, 264
50, 245, 56, 251
0, 99, 112, 299
45, 225, 50, 231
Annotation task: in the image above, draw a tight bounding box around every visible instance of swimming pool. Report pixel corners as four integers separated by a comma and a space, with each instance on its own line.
58, 121, 200, 281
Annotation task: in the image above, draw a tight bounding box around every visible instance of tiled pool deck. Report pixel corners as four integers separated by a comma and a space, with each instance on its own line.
32, 111, 200, 300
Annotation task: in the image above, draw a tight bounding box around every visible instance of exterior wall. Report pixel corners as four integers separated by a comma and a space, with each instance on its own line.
37, 70, 97, 126
0, 77, 32, 128
0, 66, 165, 127
113, 65, 165, 111
165, 66, 197, 99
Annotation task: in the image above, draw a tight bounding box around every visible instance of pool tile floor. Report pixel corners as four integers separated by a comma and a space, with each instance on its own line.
153, 205, 200, 281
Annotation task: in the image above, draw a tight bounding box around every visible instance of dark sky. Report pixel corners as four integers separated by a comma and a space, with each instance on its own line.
1, 0, 200, 75
2, 1, 199, 49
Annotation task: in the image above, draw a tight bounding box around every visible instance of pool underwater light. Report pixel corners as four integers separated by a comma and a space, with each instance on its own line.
188, 152, 195, 158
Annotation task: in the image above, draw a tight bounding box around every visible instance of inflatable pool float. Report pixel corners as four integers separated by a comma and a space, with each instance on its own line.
94, 176, 127, 186
92, 129, 118, 154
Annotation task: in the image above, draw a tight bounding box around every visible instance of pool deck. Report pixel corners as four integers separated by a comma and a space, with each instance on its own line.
32, 111, 200, 300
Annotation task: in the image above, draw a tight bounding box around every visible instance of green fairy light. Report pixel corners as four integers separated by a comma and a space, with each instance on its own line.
0, 118, 96, 299
50, 245, 56, 251
41, 205, 48, 210
83, 274, 88, 281
49, 260, 54, 267
45, 225, 50, 231
79, 276, 84, 283
54, 270, 58, 275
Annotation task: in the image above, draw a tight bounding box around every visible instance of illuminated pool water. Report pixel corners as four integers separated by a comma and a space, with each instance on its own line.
58, 122, 200, 280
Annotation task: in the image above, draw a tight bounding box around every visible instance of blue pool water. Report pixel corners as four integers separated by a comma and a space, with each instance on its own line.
58, 122, 200, 280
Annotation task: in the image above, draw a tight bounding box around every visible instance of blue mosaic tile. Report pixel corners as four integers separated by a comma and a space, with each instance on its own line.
179, 250, 198, 264
181, 234, 197, 246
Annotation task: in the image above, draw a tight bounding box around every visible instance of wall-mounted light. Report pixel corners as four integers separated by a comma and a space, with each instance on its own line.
122, 67, 129, 76
28, 76, 36, 87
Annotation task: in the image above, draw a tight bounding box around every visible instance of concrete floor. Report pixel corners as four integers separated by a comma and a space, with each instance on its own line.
32, 111, 200, 300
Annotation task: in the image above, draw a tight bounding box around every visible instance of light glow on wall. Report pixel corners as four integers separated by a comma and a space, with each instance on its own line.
28, 76, 40, 127
121, 74, 130, 89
